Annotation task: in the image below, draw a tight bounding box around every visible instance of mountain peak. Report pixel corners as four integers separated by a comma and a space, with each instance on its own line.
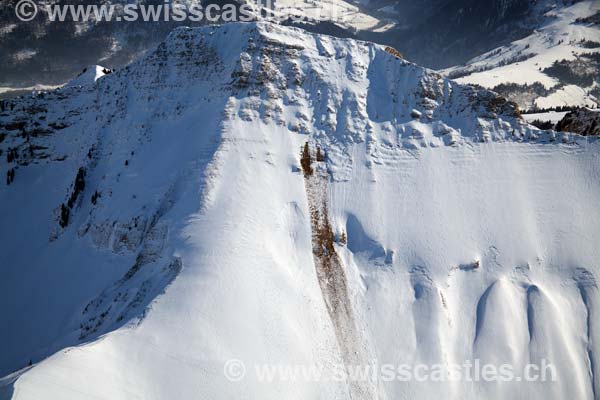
129, 22, 534, 151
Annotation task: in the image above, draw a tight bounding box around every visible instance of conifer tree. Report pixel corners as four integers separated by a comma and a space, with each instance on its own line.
300, 142, 313, 176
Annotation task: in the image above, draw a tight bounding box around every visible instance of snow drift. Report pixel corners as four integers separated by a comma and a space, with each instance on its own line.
0, 21, 599, 399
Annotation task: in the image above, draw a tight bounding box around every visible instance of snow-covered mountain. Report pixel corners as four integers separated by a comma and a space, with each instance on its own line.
1, 22, 599, 399
443, 0, 600, 110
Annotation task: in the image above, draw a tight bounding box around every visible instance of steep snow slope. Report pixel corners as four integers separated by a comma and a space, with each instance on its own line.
0, 22, 599, 399
443, 0, 600, 109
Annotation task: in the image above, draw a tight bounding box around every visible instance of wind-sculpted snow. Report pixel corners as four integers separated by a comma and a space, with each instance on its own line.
0, 22, 599, 399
